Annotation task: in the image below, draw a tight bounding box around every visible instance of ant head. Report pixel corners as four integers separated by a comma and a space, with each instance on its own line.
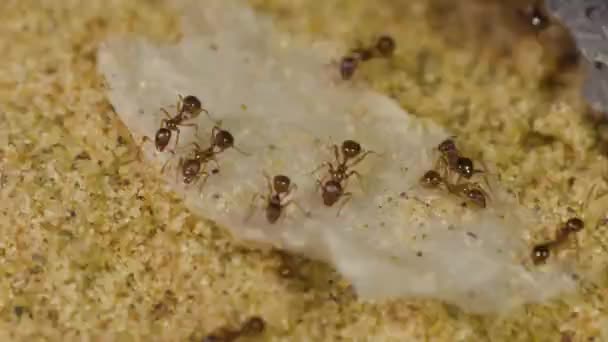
155, 128, 172, 151
340, 56, 358, 80
565, 217, 584, 233
376, 35, 395, 57
531, 243, 551, 265
214, 129, 234, 151
273, 175, 291, 194
518, 4, 550, 33
420, 170, 442, 188
182, 159, 200, 184
240, 316, 266, 336
342, 140, 362, 159
456, 157, 474, 178
438, 139, 456, 153
466, 188, 486, 208
180, 95, 202, 119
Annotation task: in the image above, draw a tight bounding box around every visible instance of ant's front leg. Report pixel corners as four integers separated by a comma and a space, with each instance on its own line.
336, 192, 353, 217
282, 198, 311, 218
309, 161, 334, 176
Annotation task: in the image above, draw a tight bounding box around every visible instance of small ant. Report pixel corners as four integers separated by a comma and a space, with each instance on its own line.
313, 140, 375, 215
145, 94, 213, 153
531, 217, 584, 265
246, 173, 308, 223
170, 126, 246, 190
202, 316, 266, 342
420, 170, 489, 209
338, 35, 396, 80
435, 138, 486, 182
531, 185, 598, 265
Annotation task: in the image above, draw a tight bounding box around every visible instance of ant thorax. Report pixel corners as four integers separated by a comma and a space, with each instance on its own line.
101, 0, 578, 313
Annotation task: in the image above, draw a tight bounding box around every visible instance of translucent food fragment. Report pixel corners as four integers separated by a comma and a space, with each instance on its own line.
99, 0, 575, 313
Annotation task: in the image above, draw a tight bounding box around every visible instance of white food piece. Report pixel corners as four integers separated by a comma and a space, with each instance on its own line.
99, 0, 575, 313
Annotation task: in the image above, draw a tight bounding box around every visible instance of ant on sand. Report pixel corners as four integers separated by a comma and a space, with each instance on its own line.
420, 169, 489, 209
531, 217, 584, 265
202, 316, 266, 342
245, 173, 309, 224
531, 186, 597, 265
169, 125, 247, 191
313, 139, 376, 215
144, 94, 213, 154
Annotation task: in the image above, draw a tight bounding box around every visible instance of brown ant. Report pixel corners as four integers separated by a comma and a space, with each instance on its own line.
245, 173, 309, 223
531, 217, 584, 265
338, 35, 396, 80
313, 140, 375, 215
435, 138, 487, 183
531, 186, 598, 265
420, 170, 489, 209
143, 94, 213, 154
168, 125, 246, 190
202, 316, 266, 342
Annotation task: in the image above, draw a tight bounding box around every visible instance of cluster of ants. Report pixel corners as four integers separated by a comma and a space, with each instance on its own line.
143, 94, 588, 266
418, 138, 593, 265
144, 94, 377, 224
339, 35, 396, 80
202, 316, 265, 342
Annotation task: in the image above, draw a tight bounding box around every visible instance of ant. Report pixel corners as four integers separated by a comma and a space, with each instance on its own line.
531, 185, 597, 265
202, 316, 266, 342
531, 217, 584, 265
246, 173, 309, 223
420, 170, 489, 209
144, 94, 213, 154
313, 140, 375, 215
338, 35, 396, 80
435, 138, 487, 183
169, 125, 246, 190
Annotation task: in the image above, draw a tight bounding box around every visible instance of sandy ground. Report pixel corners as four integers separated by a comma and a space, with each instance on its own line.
1, 0, 608, 341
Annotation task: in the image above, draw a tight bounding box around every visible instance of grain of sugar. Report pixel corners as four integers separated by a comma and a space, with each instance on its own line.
99, 0, 575, 313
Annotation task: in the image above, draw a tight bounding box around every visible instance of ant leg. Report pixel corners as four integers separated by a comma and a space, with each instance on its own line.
172, 127, 181, 153
200, 107, 215, 123
309, 162, 333, 176
263, 172, 273, 194
332, 144, 341, 164
160, 153, 177, 174
346, 150, 376, 168
336, 192, 353, 217
282, 199, 311, 218
244, 193, 264, 222
197, 171, 211, 195
161, 109, 172, 120
175, 157, 184, 184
